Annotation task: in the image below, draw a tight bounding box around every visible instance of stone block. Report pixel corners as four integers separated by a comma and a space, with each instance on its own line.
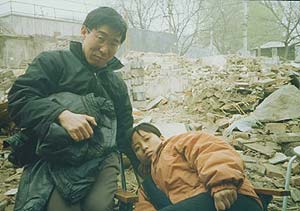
291, 176, 300, 187
291, 188, 300, 202
264, 163, 285, 178
265, 123, 287, 134
282, 161, 300, 175
272, 133, 300, 143
246, 163, 266, 176
269, 152, 288, 164
243, 142, 275, 158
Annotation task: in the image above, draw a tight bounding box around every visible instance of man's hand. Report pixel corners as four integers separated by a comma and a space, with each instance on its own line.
213, 189, 237, 211
58, 110, 97, 141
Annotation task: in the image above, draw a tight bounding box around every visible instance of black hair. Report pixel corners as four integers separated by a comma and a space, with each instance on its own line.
128, 123, 162, 143
83, 7, 127, 43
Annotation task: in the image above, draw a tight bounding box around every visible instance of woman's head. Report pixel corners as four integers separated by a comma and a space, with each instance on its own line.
130, 123, 164, 163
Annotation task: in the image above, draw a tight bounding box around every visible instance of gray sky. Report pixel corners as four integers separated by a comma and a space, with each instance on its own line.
0, 0, 117, 21
0, 0, 169, 31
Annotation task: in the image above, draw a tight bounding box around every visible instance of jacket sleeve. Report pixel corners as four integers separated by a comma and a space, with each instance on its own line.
114, 78, 140, 169
8, 52, 66, 134
174, 132, 245, 196
135, 188, 156, 211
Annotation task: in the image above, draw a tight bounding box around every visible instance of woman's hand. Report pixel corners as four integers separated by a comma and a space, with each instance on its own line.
213, 189, 237, 211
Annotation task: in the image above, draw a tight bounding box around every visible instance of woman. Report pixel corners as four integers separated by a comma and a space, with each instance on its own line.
129, 123, 262, 211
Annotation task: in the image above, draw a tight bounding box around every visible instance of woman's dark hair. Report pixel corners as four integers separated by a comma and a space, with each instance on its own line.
83, 7, 127, 43
129, 123, 162, 142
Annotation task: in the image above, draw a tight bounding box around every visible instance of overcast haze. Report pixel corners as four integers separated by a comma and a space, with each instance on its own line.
0, 0, 117, 21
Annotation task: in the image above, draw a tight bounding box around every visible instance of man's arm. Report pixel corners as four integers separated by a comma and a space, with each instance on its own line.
9, 52, 97, 141
114, 80, 140, 169
8, 52, 65, 135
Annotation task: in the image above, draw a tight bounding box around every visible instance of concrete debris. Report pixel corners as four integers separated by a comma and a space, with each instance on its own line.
282, 161, 300, 175
265, 123, 287, 134
252, 85, 300, 122
291, 176, 300, 187
269, 152, 289, 165
224, 115, 261, 136
154, 122, 188, 139
240, 154, 258, 163
4, 188, 17, 196
189, 122, 203, 131
143, 96, 167, 111
0, 194, 9, 211
264, 163, 285, 178
245, 163, 266, 176
0, 70, 16, 105
243, 142, 275, 158
291, 188, 300, 202
4, 173, 21, 183
232, 131, 251, 140
272, 133, 300, 144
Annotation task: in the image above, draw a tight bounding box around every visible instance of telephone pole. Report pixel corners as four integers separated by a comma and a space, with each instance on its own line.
243, 0, 248, 55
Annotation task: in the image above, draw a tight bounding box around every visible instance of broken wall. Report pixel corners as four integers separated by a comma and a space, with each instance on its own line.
0, 14, 82, 37
0, 34, 74, 68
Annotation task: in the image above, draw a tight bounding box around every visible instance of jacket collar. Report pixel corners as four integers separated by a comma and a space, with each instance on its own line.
69, 41, 124, 73
151, 139, 169, 167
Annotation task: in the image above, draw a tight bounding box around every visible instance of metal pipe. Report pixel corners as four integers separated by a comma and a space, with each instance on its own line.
119, 152, 127, 191
282, 155, 297, 211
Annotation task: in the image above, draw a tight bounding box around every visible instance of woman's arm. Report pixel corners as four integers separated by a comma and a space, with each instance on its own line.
174, 132, 245, 194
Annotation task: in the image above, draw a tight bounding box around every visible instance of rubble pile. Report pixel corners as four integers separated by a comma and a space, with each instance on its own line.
0, 70, 17, 134
0, 70, 16, 103
121, 52, 198, 100
120, 53, 300, 211
185, 56, 295, 116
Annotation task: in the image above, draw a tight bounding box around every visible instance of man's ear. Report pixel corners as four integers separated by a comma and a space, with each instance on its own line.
81, 25, 88, 39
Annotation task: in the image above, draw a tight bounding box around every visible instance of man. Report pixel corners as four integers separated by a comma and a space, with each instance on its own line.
8, 7, 135, 211
129, 123, 263, 211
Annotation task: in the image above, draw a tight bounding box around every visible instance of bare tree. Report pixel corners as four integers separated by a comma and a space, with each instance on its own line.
207, 0, 244, 54
158, 0, 206, 55
261, 1, 300, 60
116, 0, 160, 30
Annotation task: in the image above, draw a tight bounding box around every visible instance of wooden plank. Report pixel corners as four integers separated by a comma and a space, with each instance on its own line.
115, 189, 138, 204
254, 187, 291, 196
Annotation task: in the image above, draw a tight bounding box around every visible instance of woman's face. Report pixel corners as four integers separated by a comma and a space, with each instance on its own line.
131, 130, 162, 163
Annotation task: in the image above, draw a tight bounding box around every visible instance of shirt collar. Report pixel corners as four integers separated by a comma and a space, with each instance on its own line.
69, 41, 124, 73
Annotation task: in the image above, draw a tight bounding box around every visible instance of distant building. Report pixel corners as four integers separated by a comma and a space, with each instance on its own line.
251, 41, 298, 60
184, 44, 219, 59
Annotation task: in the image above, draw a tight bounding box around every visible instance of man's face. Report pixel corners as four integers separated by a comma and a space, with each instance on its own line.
131, 130, 162, 163
81, 25, 122, 68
